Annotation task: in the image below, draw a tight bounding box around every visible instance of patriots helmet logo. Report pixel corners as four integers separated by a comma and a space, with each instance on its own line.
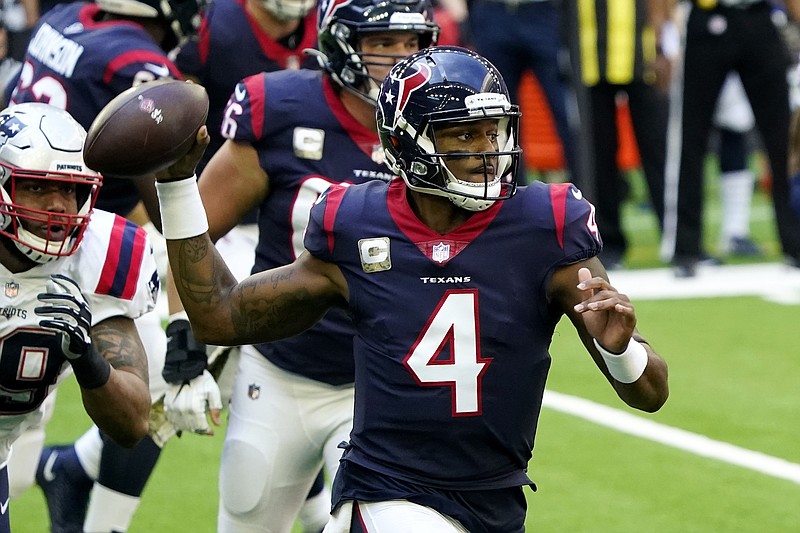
0, 113, 26, 143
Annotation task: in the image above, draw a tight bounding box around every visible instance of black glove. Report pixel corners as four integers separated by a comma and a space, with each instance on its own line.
36, 274, 110, 389
163, 317, 207, 384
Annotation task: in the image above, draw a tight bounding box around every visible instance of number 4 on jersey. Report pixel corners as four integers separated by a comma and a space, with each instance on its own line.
403, 290, 491, 416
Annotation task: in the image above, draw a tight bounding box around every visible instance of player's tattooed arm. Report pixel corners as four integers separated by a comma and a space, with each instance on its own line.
175, 236, 232, 305
230, 270, 331, 341
82, 316, 151, 446
169, 232, 346, 346
92, 317, 149, 381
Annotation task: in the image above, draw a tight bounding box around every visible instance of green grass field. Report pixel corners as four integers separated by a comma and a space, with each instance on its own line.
11, 168, 800, 531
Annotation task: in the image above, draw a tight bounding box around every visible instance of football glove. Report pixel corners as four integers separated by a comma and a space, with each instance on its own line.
163, 317, 208, 384
36, 274, 110, 389
163, 370, 223, 434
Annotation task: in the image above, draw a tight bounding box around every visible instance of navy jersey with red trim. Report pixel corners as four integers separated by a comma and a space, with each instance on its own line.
9, 2, 182, 216
304, 179, 601, 489
224, 69, 394, 385
174, 0, 318, 172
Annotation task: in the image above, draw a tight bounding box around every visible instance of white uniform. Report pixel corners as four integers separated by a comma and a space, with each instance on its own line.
0, 209, 158, 466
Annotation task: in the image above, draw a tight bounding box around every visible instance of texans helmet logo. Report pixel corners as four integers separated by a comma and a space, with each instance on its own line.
381, 62, 432, 130
318, 0, 354, 28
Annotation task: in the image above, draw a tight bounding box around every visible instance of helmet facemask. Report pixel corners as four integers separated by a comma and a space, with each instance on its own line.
0, 167, 100, 263
388, 93, 520, 212
315, 0, 439, 104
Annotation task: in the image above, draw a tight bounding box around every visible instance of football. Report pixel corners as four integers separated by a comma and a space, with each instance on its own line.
83, 79, 209, 178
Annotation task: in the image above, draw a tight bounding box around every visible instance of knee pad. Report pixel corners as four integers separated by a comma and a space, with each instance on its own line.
219, 439, 270, 516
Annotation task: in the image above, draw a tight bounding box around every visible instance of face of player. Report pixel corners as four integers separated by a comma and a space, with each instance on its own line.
433, 119, 501, 184
13, 178, 79, 242
359, 31, 423, 84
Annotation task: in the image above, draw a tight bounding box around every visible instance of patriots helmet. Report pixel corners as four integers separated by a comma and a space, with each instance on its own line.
0, 103, 102, 263
315, 0, 439, 104
377, 46, 521, 211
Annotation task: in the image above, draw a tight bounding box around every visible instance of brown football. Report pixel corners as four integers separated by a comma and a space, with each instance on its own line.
83, 79, 209, 178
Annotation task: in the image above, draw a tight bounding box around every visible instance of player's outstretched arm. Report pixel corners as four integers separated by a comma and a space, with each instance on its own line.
84, 316, 151, 445
35, 276, 150, 447
156, 128, 347, 348
549, 257, 669, 412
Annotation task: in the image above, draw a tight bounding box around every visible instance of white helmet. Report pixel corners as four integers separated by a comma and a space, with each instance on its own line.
0, 103, 102, 263
261, 0, 316, 21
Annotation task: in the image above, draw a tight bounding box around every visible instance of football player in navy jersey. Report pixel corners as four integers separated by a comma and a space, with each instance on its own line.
0, 103, 153, 533
175, 0, 319, 176
4, 0, 206, 532
172, 0, 332, 528
157, 46, 669, 532
160, 0, 438, 531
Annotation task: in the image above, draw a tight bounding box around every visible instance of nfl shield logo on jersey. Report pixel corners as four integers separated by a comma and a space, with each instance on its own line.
248, 383, 261, 400
4, 281, 19, 298
432, 242, 450, 263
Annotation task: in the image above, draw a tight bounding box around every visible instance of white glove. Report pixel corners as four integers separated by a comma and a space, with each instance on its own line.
163, 370, 223, 434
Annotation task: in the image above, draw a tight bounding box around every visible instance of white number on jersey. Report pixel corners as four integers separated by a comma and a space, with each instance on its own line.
404, 290, 490, 416
290, 177, 350, 259
0, 328, 64, 414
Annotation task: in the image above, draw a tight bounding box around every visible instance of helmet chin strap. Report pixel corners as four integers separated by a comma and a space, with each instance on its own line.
13, 227, 67, 263
441, 163, 501, 212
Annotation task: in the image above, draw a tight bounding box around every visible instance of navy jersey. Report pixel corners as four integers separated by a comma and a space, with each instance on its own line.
226, 69, 394, 385
305, 179, 601, 491
9, 2, 182, 216
174, 0, 318, 172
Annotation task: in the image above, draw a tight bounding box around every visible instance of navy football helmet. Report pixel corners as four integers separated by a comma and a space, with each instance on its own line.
377, 46, 521, 211
96, 0, 204, 50
314, 0, 439, 103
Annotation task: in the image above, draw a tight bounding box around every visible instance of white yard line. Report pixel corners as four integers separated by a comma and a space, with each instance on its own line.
543, 390, 800, 485
608, 262, 800, 304
544, 262, 800, 484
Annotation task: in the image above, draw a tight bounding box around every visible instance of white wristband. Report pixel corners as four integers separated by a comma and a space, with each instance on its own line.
156, 177, 209, 240
593, 338, 648, 384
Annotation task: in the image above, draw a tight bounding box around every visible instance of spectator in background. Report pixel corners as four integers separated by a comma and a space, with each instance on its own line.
791, 91, 800, 216
713, 72, 763, 258
567, 0, 672, 270
1, 0, 38, 60
445, 0, 578, 182
0, 24, 21, 107
661, 0, 800, 277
